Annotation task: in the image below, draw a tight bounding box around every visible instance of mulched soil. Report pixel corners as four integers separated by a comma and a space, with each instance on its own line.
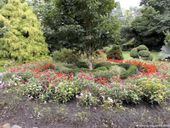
0, 89, 170, 128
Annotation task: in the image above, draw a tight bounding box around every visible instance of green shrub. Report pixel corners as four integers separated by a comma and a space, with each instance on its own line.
130, 48, 139, 58
120, 65, 138, 79
137, 45, 149, 51
53, 80, 81, 103
94, 66, 108, 71
121, 85, 142, 104
75, 61, 88, 68
137, 78, 169, 104
118, 63, 131, 70
109, 65, 126, 76
93, 65, 125, 78
94, 62, 114, 69
107, 44, 124, 60
77, 91, 99, 107
93, 70, 116, 79
23, 79, 81, 103
138, 50, 150, 57
130, 45, 152, 61
52, 48, 80, 64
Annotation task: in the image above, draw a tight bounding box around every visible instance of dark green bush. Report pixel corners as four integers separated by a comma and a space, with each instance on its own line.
75, 61, 88, 68
138, 50, 150, 57
137, 45, 149, 51
107, 44, 123, 60
140, 54, 153, 61
52, 48, 80, 64
130, 48, 139, 58
120, 65, 138, 79
118, 63, 131, 70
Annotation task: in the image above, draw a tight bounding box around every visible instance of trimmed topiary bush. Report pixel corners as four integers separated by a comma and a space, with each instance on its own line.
130, 45, 152, 61
137, 45, 149, 51
138, 50, 150, 57
130, 48, 138, 58
0, 0, 49, 62
107, 44, 123, 60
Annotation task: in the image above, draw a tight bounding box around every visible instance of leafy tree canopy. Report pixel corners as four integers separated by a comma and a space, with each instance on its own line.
123, 0, 170, 50
40, 0, 120, 69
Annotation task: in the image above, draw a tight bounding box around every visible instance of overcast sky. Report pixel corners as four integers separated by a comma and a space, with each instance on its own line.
116, 0, 141, 9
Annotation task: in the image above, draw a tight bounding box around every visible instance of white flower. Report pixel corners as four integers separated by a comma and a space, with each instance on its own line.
80, 93, 84, 96
107, 97, 113, 103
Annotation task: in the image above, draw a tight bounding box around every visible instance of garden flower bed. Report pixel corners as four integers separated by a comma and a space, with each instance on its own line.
0, 60, 170, 128
0, 60, 168, 106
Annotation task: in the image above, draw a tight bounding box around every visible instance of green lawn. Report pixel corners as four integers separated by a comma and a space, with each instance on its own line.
122, 51, 159, 61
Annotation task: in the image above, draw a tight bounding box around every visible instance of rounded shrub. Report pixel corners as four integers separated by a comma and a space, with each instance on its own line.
137, 45, 149, 51
130, 45, 153, 61
52, 48, 80, 64
138, 50, 150, 57
130, 48, 139, 58
120, 65, 138, 79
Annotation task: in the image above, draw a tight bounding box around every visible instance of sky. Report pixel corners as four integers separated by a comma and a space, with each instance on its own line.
116, 0, 141, 10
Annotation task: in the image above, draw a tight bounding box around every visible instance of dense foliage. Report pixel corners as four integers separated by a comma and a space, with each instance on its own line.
107, 44, 123, 60
40, 0, 120, 69
0, 0, 49, 62
1, 60, 169, 106
130, 45, 153, 61
122, 0, 170, 50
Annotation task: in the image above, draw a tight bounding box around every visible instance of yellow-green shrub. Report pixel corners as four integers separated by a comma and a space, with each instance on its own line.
0, 0, 49, 62
137, 78, 169, 104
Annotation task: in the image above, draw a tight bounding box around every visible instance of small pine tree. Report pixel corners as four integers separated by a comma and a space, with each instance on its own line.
0, 0, 48, 62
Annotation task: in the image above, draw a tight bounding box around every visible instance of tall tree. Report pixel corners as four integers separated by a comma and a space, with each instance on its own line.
42, 0, 120, 70
124, 0, 170, 50
0, 0, 49, 62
